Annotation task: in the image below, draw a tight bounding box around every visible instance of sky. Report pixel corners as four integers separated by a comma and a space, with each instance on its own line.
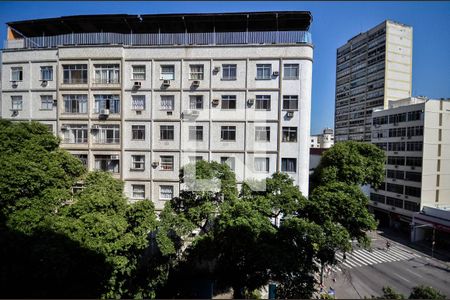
1, 1, 449, 134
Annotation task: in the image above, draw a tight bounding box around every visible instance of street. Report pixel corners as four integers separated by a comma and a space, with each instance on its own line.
322, 231, 450, 298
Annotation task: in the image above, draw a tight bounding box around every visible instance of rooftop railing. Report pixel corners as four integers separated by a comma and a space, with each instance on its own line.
4, 30, 312, 49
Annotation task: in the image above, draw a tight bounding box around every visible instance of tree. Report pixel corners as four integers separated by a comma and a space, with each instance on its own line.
409, 285, 446, 299
381, 286, 405, 299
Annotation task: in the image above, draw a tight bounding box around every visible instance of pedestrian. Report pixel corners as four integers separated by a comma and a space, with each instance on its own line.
386, 240, 391, 250
343, 253, 347, 260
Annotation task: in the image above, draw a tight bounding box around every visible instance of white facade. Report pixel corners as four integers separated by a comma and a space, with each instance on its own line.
1, 14, 314, 209
370, 97, 450, 219
310, 127, 334, 149
335, 20, 413, 142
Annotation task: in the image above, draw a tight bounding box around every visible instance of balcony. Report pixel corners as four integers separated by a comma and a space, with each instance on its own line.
4, 31, 312, 49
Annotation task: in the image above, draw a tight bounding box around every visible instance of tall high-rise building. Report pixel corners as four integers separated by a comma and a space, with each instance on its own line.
335, 20, 413, 142
1, 12, 314, 209
370, 97, 450, 227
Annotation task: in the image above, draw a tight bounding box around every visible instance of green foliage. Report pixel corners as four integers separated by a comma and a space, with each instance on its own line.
409, 285, 446, 299
311, 141, 385, 190
382, 286, 406, 299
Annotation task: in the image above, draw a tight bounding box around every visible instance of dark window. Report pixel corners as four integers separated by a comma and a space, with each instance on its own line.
221, 126, 236, 141
405, 186, 421, 197
405, 172, 422, 182
406, 156, 422, 167
283, 95, 298, 110
255, 95, 271, 110
63, 64, 88, 84
160, 125, 174, 140
370, 193, 385, 204
386, 183, 404, 194
221, 95, 237, 109
189, 126, 203, 141
281, 158, 297, 173
282, 127, 298, 142
386, 197, 403, 208
132, 125, 145, 140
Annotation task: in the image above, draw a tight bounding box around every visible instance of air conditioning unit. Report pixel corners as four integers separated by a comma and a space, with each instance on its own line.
162, 80, 171, 87
373, 201, 378, 206
192, 80, 200, 86
407, 136, 412, 139
401, 137, 405, 140
53, 99, 58, 106
110, 155, 119, 160
152, 161, 159, 168
61, 125, 69, 131
213, 66, 220, 72
411, 166, 415, 170
272, 71, 279, 76
391, 207, 396, 211
392, 178, 396, 182
286, 111, 294, 118
11, 109, 19, 116
405, 195, 409, 199
11, 81, 18, 88
212, 99, 220, 106
42, 80, 48, 85
91, 125, 100, 130
100, 109, 110, 116
133, 81, 142, 88
247, 98, 255, 105
394, 165, 398, 168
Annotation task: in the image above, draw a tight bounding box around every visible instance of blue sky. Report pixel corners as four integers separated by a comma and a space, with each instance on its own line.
1, 1, 449, 134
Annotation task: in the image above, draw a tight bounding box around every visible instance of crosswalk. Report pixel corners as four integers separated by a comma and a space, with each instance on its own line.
332, 245, 421, 272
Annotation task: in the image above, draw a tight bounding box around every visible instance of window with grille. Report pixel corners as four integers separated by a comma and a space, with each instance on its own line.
283, 95, 299, 110
255, 126, 270, 142
160, 156, 174, 171
94, 155, 119, 173
40, 95, 54, 110
221, 126, 236, 141
161, 95, 174, 111
94, 95, 120, 114
11, 96, 23, 110
189, 96, 203, 109
94, 64, 120, 84
63, 94, 87, 114
160, 125, 174, 140
132, 65, 146, 80
131, 155, 145, 170
221, 95, 236, 109
40, 66, 53, 81
63, 64, 88, 84
93, 125, 120, 144
220, 157, 235, 171
160, 185, 174, 200
255, 95, 271, 110
222, 64, 237, 80
284, 64, 299, 80
62, 124, 88, 144
189, 64, 204, 80
282, 127, 297, 142
132, 95, 145, 110
281, 158, 297, 173
256, 64, 271, 80
132, 185, 145, 199
160, 65, 175, 80
189, 126, 203, 141
132, 125, 145, 140
11, 67, 23, 81
254, 157, 270, 172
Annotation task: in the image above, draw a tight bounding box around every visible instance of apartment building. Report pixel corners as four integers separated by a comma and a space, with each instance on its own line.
1, 12, 313, 209
370, 97, 450, 227
335, 20, 413, 142
310, 128, 334, 149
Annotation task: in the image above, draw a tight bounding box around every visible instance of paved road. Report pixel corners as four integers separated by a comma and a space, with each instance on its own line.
322, 232, 450, 298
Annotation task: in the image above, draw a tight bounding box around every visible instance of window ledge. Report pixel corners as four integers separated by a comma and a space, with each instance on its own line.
221, 78, 237, 81
130, 168, 145, 172
255, 78, 272, 81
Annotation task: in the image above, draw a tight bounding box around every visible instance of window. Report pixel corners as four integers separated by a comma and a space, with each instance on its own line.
283, 95, 299, 110
221, 157, 235, 171
284, 64, 299, 80
406, 156, 422, 167
387, 156, 405, 166
62, 124, 88, 144
189, 96, 203, 109
189, 126, 203, 141
73, 154, 88, 168
132, 125, 145, 140
388, 142, 405, 152
408, 110, 423, 121
404, 200, 420, 212
386, 183, 403, 194
282, 127, 298, 142
40, 66, 53, 81
63, 64, 88, 84
386, 197, 403, 208
221, 126, 236, 141
11, 67, 23, 81
256, 64, 271, 80
94, 155, 119, 173
11, 96, 23, 110
387, 169, 404, 180
131, 155, 145, 170
406, 141, 423, 152
370, 193, 385, 204
255, 95, 271, 110
161, 95, 174, 111
160, 185, 174, 200
221, 95, 236, 109
94, 95, 120, 114
40, 95, 54, 110
132, 65, 146, 80
255, 126, 270, 142
94, 125, 120, 144
405, 186, 421, 198
405, 172, 422, 182
132, 95, 145, 110
63, 95, 87, 114
160, 65, 175, 80
189, 64, 204, 80
132, 185, 145, 199
94, 64, 120, 84
189, 156, 203, 163
254, 157, 270, 172
160, 156, 174, 171
160, 125, 174, 140
222, 64, 237, 80
281, 158, 297, 173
